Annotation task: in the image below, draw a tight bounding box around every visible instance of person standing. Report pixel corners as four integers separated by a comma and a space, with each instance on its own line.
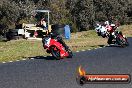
34, 30, 38, 38
41, 18, 47, 30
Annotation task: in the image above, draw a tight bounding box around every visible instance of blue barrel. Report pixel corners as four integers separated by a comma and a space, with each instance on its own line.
64, 25, 71, 40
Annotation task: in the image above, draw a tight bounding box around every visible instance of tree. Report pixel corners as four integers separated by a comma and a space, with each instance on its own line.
1, 0, 132, 34
0, 0, 37, 35
72, 0, 94, 31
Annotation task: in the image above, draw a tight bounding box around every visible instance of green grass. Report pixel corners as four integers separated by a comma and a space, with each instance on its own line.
0, 40, 49, 62
119, 24, 132, 37
0, 25, 132, 62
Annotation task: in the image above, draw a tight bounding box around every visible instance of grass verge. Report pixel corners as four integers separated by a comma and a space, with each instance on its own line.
0, 25, 132, 62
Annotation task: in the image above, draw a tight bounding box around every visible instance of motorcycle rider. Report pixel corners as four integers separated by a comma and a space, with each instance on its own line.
95, 23, 107, 38
95, 21, 116, 44
104, 21, 118, 44
42, 32, 69, 50
51, 32, 69, 50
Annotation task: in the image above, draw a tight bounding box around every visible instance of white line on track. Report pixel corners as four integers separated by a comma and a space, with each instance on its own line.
81, 50, 85, 51
9, 61, 13, 63
107, 45, 110, 47
22, 59, 26, 61
30, 58, 34, 60
0, 46, 108, 64
98, 47, 102, 48
16, 60, 20, 61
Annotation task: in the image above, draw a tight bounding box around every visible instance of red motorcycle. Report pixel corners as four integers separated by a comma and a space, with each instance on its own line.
112, 31, 129, 47
95, 22, 129, 47
106, 24, 129, 47
42, 33, 73, 60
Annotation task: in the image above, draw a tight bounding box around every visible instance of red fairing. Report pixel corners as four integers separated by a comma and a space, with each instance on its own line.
105, 25, 113, 33
42, 35, 72, 59
49, 39, 69, 58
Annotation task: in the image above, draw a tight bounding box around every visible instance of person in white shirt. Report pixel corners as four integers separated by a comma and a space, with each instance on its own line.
41, 18, 47, 30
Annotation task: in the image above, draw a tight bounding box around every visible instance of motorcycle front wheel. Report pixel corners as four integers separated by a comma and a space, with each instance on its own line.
116, 35, 128, 47
67, 49, 73, 58
50, 46, 61, 60
124, 38, 129, 46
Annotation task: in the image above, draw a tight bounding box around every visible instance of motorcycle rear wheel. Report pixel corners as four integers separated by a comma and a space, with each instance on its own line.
50, 46, 61, 60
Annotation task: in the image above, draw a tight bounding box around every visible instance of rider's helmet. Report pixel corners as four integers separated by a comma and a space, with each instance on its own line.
110, 24, 116, 31
96, 23, 100, 26
95, 23, 101, 36
104, 21, 109, 25
111, 24, 115, 27
95, 23, 100, 28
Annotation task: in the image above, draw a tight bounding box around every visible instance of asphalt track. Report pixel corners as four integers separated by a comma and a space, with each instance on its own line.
0, 38, 132, 88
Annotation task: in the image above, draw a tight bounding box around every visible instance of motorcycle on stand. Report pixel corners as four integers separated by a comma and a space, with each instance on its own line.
42, 33, 73, 60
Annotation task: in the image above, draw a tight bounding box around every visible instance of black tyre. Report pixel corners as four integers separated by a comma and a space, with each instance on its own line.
124, 38, 129, 46
50, 46, 61, 60
67, 49, 73, 58
126, 41, 129, 46
116, 35, 127, 47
